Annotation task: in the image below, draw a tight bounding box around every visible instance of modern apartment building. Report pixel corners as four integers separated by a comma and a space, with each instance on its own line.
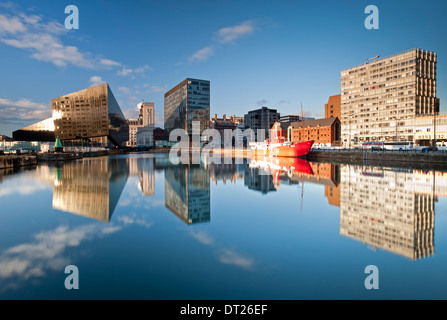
244, 106, 280, 140
340, 48, 438, 147
164, 78, 210, 136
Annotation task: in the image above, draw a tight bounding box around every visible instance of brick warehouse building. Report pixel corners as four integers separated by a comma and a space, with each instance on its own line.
272, 117, 341, 147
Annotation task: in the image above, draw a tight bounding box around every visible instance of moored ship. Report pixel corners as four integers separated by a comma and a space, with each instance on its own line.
250, 140, 314, 158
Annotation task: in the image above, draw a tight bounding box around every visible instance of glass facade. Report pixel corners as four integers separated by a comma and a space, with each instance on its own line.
51, 83, 129, 147
164, 78, 210, 135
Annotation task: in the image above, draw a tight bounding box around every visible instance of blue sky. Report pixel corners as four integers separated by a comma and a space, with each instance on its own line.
1, 0, 446, 136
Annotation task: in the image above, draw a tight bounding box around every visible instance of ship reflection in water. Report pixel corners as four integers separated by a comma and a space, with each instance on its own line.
25, 155, 447, 261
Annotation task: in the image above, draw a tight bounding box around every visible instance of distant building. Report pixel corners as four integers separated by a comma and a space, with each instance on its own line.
136, 127, 154, 147
0, 135, 13, 142
164, 78, 210, 136
13, 118, 56, 142
276, 118, 341, 146
280, 115, 300, 123
244, 107, 280, 140
325, 94, 341, 120
209, 114, 245, 146
341, 48, 438, 147
126, 102, 155, 147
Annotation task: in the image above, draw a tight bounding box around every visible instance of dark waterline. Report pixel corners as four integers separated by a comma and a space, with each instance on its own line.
0, 154, 446, 300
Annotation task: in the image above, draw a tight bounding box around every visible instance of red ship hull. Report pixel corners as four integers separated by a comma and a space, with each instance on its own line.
252, 140, 314, 158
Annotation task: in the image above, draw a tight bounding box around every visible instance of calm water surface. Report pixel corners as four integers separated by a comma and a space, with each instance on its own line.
0, 153, 446, 299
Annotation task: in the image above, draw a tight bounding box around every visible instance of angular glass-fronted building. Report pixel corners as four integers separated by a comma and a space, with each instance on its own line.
52, 83, 129, 147
13, 83, 129, 147
164, 78, 210, 135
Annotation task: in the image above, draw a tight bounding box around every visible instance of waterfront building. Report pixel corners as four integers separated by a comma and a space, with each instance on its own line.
283, 118, 341, 147
136, 126, 154, 147
126, 102, 155, 148
325, 94, 341, 119
210, 114, 245, 146
164, 78, 210, 136
414, 112, 447, 146
244, 107, 280, 140
339, 165, 435, 260
153, 127, 171, 147
51, 83, 129, 147
14, 83, 129, 147
341, 48, 438, 147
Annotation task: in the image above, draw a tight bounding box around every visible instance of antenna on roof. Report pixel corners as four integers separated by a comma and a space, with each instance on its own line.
367, 55, 380, 62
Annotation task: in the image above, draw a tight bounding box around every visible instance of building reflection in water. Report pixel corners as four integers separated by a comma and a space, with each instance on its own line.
28, 153, 446, 262
339, 165, 435, 260
127, 156, 155, 197
245, 157, 341, 200
164, 163, 210, 225
52, 157, 128, 223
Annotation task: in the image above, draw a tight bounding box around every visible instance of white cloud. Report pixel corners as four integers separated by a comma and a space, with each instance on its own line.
0, 97, 50, 123
116, 65, 151, 77
89, 76, 104, 86
100, 58, 121, 67
116, 68, 133, 77
216, 20, 256, 44
118, 86, 131, 94
186, 20, 257, 64
145, 85, 165, 94
188, 46, 214, 64
0, 8, 123, 69
0, 14, 26, 34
